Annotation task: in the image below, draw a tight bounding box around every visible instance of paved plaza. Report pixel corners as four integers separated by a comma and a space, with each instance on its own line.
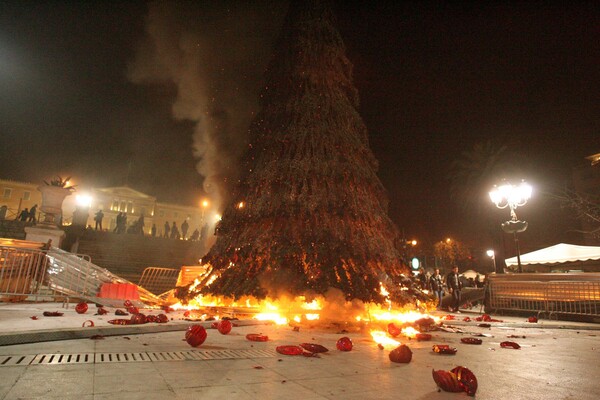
0, 303, 599, 399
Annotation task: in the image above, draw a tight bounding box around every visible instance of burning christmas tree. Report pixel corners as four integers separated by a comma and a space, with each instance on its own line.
181, 0, 410, 304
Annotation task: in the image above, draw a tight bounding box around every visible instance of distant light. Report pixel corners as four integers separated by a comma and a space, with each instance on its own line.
486, 249, 495, 258
237, 201, 245, 209
75, 194, 92, 208
215, 214, 222, 221
201, 200, 209, 208
410, 240, 417, 246
446, 238, 451, 243
411, 257, 420, 270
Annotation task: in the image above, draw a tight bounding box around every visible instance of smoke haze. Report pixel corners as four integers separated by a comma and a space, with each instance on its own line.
128, 1, 288, 209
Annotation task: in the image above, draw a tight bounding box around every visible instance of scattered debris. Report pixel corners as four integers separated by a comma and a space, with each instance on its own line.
500, 341, 521, 349
432, 344, 457, 355
300, 343, 329, 353
43, 311, 63, 317
461, 337, 483, 345
276, 345, 304, 356
246, 333, 269, 342
89, 335, 104, 340
30, 316, 38, 320
82, 320, 95, 327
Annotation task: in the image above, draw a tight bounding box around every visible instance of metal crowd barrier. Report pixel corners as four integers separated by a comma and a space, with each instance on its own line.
487, 273, 600, 321
138, 267, 179, 297
1, 241, 165, 307
45, 248, 165, 307
0, 246, 48, 302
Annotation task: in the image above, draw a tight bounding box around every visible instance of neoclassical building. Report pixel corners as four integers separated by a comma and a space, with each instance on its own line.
0, 179, 214, 239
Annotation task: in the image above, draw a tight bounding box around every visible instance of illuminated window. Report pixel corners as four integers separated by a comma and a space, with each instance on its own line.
2, 188, 12, 199
112, 199, 119, 211
23, 191, 31, 200
120, 201, 126, 211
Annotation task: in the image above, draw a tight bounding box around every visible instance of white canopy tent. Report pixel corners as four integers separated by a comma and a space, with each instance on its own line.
505, 243, 600, 266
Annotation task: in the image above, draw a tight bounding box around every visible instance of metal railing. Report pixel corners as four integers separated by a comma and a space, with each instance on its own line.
138, 267, 179, 296
1, 242, 165, 307
0, 246, 48, 301
487, 273, 600, 320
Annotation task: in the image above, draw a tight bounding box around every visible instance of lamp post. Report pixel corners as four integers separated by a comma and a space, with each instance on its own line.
200, 199, 209, 226
486, 249, 497, 273
489, 181, 532, 273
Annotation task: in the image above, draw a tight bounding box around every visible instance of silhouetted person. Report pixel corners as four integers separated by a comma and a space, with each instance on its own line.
94, 209, 104, 231
120, 213, 128, 233
446, 266, 463, 313
417, 268, 427, 290
190, 228, 199, 241
429, 268, 444, 309
19, 208, 29, 221
181, 220, 189, 240
170, 221, 180, 239
28, 204, 38, 223
164, 221, 170, 238
137, 214, 145, 235
200, 223, 208, 241
151, 224, 157, 237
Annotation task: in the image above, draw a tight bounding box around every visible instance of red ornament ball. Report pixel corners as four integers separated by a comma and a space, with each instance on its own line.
130, 313, 147, 325
75, 302, 88, 314
387, 323, 401, 337
389, 344, 413, 363
186, 325, 207, 347
217, 319, 232, 335
156, 313, 168, 323
336, 336, 353, 351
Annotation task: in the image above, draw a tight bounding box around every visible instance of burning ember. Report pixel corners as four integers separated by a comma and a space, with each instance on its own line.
401, 326, 420, 338
370, 330, 401, 349
171, 276, 439, 329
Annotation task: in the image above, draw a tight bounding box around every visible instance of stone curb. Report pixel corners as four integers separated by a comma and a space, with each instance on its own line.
0, 319, 268, 346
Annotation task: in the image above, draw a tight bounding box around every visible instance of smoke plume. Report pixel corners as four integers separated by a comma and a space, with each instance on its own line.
128, 1, 287, 209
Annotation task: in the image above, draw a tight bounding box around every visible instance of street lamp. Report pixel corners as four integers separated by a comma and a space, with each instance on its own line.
486, 249, 497, 273
489, 181, 532, 273
200, 199, 209, 225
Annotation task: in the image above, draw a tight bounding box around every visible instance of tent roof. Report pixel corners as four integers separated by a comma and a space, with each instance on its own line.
505, 243, 600, 266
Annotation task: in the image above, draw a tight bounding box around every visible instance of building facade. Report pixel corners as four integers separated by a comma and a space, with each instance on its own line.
0, 179, 213, 240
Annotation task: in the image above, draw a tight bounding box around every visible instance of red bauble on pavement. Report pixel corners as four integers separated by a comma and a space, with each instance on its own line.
156, 313, 168, 323
130, 313, 147, 325
75, 302, 88, 314
387, 322, 401, 337
336, 336, 353, 351
432, 369, 463, 393
186, 325, 207, 347
217, 319, 232, 334
389, 344, 412, 363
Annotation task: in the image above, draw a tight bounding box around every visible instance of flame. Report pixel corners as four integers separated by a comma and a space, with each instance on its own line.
401, 326, 420, 338
172, 270, 438, 326
371, 330, 400, 349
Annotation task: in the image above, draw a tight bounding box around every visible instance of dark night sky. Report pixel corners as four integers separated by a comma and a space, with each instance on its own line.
1, 1, 598, 248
